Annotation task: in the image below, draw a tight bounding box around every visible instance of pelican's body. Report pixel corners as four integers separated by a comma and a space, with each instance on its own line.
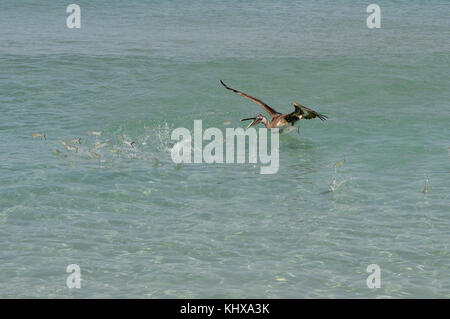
220, 80, 327, 130
260, 114, 294, 129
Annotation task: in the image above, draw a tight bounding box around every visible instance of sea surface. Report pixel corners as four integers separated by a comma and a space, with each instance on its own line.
0, 0, 449, 298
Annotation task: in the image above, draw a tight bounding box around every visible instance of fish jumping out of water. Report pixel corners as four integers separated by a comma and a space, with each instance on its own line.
67, 138, 81, 145
334, 159, 345, 169
31, 133, 46, 140
90, 141, 111, 152
86, 130, 102, 137
423, 177, 430, 194
59, 140, 78, 152
123, 140, 135, 148
220, 80, 327, 131
90, 151, 101, 159
117, 134, 135, 148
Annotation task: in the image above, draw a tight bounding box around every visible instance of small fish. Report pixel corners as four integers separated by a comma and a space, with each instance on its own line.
90, 151, 101, 159
31, 133, 46, 140
123, 140, 135, 148
334, 159, 345, 169
65, 145, 78, 152
52, 149, 61, 155
90, 141, 111, 152
223, 121, 231, 125
117, 134, 134, 147
67, 138, 81, 145
58, 140, 68, 147
109, 148, 118, 154
86, 130, 102, 136
116, 134, 124, 142
422, 178, 430, 194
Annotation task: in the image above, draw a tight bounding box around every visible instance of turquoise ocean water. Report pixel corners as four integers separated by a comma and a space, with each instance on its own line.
0, 1, 449, 298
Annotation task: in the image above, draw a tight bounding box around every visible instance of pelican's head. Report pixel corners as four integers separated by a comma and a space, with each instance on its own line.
240, 113, 266, 130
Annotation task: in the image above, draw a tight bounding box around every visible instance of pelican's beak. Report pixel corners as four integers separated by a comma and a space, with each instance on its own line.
240, 117, 261, 130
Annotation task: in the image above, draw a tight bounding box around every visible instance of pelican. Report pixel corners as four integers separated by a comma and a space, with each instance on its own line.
220, 80, 327, 131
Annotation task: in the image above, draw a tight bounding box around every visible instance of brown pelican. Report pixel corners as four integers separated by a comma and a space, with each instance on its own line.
220, 80, 327, 130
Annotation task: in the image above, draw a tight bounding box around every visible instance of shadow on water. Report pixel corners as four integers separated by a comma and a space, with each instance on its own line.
279, 131, 314, 151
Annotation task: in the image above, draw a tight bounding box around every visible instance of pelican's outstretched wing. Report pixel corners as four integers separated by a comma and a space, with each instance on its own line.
220, 80, 280, 117
289, 102, 327, 121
